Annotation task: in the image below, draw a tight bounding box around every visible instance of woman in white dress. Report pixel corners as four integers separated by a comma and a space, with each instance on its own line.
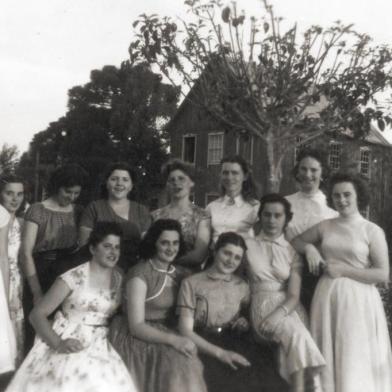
246, 194, 325, 391
6, 222, 137, 392
0, 204, 17, 376
0, 174, 25, 365
292, 172, 392, 392
207, 155, 259, 244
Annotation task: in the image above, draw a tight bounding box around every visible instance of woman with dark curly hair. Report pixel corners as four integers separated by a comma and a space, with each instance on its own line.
246, 194, 324, 392
292, 172, 392, 392
109, 219, 206, 392
207, 155, 259, 244
21, 163, 87, 353
79, 161, 151, 272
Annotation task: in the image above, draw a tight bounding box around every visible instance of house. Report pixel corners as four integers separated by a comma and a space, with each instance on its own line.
167, 97, 392, 243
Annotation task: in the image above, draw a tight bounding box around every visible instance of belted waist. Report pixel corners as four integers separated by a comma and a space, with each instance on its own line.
63, 310, 109, 326
34, 245, 79, 263
251, 281, 285, 293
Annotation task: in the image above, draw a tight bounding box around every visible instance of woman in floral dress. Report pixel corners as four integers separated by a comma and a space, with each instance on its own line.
0, 174, 25, 365
6, 222, 137, 392
151, 159, 210, 270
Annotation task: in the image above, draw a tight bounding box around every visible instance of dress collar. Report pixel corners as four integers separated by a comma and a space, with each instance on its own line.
223, 194, 244, 207
256, 232, 287, 247
206, 270, 233, 282
148, 259, 175, 274
298, 190, 326, 203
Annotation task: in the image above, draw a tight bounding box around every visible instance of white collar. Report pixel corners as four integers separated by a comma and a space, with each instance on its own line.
222, 194, 244, 207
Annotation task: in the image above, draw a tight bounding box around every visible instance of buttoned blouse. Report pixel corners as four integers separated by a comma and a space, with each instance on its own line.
177, 270, 249, 329
285, 191, 338, 241
246, 233, 301, 286
206, 195, 259, 243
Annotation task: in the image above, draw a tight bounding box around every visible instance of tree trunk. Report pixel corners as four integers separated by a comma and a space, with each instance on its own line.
265, 135, 282, 193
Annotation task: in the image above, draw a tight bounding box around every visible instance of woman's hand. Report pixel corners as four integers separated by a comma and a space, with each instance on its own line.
55, 338, 84, 353
305, 244, 325, 275
324, 261, 346, 279
216, 349, 251, 370
170, 336, 197, 358
260, 311, 284, 339
231, 317, 249, 333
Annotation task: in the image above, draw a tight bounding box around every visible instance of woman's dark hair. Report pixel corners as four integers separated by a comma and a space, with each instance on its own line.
139, 219, 186, 260
327, 172, 370, 211
292, 148, 330, 186
215, 231, 247, 254
88, 221, 123, 248
0, 174, 26, 216
46, 164, 87, 197
220, 155, 258, 201
162, 159, 196, 182
258, 193, 293, 229
100, 161, 136, 199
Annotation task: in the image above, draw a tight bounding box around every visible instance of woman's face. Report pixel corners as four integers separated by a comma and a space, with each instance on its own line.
297, 157, 322, 193
106, 169, 133, 200
331, 182, 359, 217
167, 169, 194, 200
220, 162, 246, 197
90, 234, 121, 269
56, 185, 81, 207
0, 182, 24, 214
213, 243, 244, 275
260, 202, 286, 238
155, 230, 180, 264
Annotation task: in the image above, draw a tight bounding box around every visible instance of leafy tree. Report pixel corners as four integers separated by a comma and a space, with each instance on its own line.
129, 0, 392, 191
0, 144, 19, 174
20, 62, 179, 203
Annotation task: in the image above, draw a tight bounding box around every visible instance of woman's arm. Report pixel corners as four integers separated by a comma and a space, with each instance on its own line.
20, 220, 42, 303
291, 224, 325, 275
260, 265, 302, 333
126, 277, 195, 357
178, 315, 250, 370
30, 278, 83, 353
176, 219, 211, 267
78, 226, 93, 247
0, 223, 9, 298
325, 226, 389, 284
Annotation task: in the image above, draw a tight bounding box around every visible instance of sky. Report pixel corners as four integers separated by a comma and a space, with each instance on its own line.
1, 0, 392, 155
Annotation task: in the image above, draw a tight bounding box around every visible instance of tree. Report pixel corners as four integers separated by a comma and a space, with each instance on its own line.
0, 144, 19, 174
129, 0, 392, 191
20, 62, 179, 203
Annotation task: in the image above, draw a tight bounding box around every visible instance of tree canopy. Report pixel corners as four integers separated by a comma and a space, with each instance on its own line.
0, 144, 19, 175
129, 0, 392, 190
19, 62, 179, 203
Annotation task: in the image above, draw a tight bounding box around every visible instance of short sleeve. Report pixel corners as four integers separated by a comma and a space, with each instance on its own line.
0, 205, 10, 228
59, 264, 87, 291
79, 201, 98, 229
126, 262, 149, 285
24, 203, 44, 226
177, 278, 196, 318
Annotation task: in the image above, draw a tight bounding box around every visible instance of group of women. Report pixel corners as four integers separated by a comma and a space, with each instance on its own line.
0, 149, 391, 392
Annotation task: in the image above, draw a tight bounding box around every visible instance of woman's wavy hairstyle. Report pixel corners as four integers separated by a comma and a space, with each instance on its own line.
0, 174, 26, 216
46, 163, 87, 197
138, 219, 186, 260
161, 159, 196, 182
220, 155, 258, 201
100, 161, 136, 199
87, 221, 123, 248
327, 171, 370, 211
214, 231, 247, 254
258, 193, 293, 229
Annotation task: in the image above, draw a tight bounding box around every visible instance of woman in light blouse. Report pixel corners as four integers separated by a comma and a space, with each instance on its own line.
206, 155, 259, 244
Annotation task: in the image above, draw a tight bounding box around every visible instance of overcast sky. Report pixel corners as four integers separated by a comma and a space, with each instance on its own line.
1, 0, 392, 154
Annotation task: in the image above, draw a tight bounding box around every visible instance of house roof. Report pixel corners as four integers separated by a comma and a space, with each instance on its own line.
366, 122, 392, 146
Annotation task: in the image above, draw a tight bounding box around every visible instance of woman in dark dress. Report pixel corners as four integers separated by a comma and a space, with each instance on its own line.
177, 232, 288, 392
79, 161, 151, 272
21, 164, 86, 352
109, 219, 206, 392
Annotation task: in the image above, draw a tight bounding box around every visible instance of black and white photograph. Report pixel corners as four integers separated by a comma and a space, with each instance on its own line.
2, 0, 392, 391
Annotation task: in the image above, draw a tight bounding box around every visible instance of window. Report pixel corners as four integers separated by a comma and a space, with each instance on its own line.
294, 135, 311, 163
207, 132, 224, 165
359, 147, 371, 177
236, 134, 254, 164
182, 135, 196, 164
329, 142, 341, 170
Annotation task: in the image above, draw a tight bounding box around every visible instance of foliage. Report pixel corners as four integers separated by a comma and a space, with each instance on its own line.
19, 62, 179, 203
0, 144, 19, 174
129, 0, 392, 190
